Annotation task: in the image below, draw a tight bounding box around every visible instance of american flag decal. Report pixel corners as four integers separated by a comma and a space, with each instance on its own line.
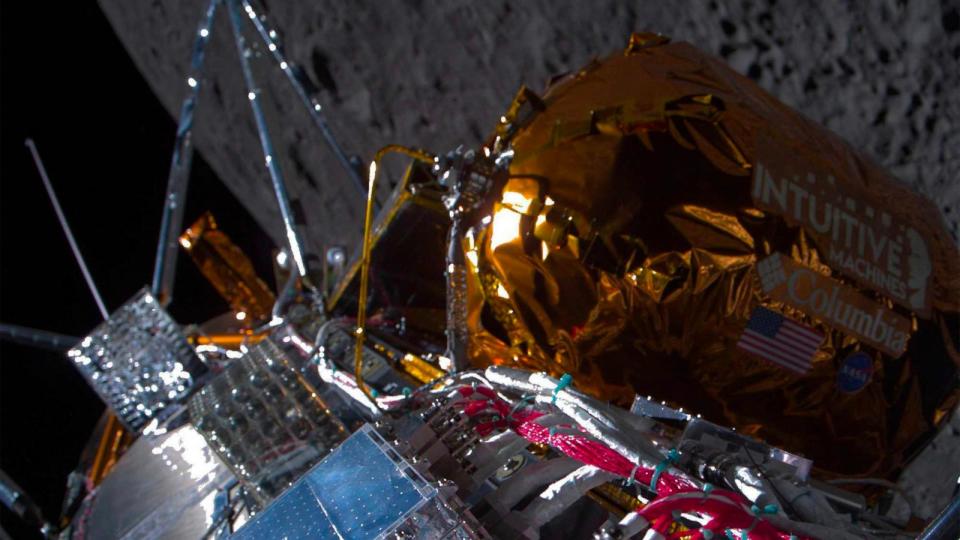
737, 306, 823, 374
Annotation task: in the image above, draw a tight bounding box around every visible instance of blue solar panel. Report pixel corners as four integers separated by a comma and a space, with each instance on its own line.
232, 424, 435, 540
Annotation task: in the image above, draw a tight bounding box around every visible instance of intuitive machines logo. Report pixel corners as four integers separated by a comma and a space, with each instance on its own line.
752, 162, 932, 317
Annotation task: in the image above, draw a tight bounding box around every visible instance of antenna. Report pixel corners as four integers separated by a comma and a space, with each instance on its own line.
25, 138, 109, 320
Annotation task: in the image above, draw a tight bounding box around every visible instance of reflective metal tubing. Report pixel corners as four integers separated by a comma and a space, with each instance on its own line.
0, 323, 79, 352
240, 0, 368, 202
227, 0, 309, 278
150, 0, 218, 304
918, 493, 960, 540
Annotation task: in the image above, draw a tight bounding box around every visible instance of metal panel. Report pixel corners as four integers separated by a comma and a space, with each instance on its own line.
81, 425, 233, 540
67, 288, 206, 432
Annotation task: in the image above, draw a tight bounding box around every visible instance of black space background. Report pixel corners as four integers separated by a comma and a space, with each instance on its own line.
1, 3, 276, 538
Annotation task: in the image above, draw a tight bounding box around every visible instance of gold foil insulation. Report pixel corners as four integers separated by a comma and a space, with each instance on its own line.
179, 212, 276, 323
465, 35, 960, 479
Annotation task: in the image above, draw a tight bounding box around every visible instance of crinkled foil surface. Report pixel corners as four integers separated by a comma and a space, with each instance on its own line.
466, 36, 960, 478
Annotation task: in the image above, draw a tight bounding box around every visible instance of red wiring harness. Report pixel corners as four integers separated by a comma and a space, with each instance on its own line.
452, 386, 804, 540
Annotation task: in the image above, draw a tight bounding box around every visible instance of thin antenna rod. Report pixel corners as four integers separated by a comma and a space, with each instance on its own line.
25, 139, 110, 320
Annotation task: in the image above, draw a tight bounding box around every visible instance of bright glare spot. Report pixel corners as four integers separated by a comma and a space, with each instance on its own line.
367, 161, 377, 187
489, 207, 522, 250
179, 237, 192, 249
482, 146, 491, 157
481, 215, 492, 225
235, 311, 247, 321
501, 191, 534, 214
279, 61, 288, 69
465, 249, 478, 268
269, 43, 278, 52
199, 28, 209, 37
437, 355, 453, 371
275, 250, 288, 266
156, 427, 219, 481
496, 283, 510, 298
187, 77, 197, 88
541, 241, 549, 261
247, 91, 256, 100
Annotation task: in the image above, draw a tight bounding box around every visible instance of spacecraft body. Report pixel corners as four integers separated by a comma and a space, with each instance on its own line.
462, 35, 960, 480
45, 20, 960, 540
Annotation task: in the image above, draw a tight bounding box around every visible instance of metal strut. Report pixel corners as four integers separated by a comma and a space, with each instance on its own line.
0, 323, 80, 352
226, 0, 309, 279
150, 0, 219, 305
240, 0, 369, 203
152, 0, 367, 301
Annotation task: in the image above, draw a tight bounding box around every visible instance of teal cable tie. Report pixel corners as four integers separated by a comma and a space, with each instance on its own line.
507, 394, 535, 422
551, 373, 573, 404
701, 529, 714, 540
751, 503, 778, 516
370, 388, 379, 398
648, 448, 680, 494
402, 387, 412, 398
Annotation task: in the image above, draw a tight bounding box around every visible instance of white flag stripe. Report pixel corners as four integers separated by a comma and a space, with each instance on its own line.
739, 332, 812, 371
774, 328, 823, 352
737, 341, 807, 373
741, 328, 819, 363
779, 322, 824, 344
739, 337, 810, 373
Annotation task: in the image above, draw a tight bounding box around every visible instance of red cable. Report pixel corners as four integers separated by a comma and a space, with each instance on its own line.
454, 387, 801, 539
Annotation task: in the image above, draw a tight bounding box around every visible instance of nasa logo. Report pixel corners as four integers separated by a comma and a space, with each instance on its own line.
837, 352, 874, 394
